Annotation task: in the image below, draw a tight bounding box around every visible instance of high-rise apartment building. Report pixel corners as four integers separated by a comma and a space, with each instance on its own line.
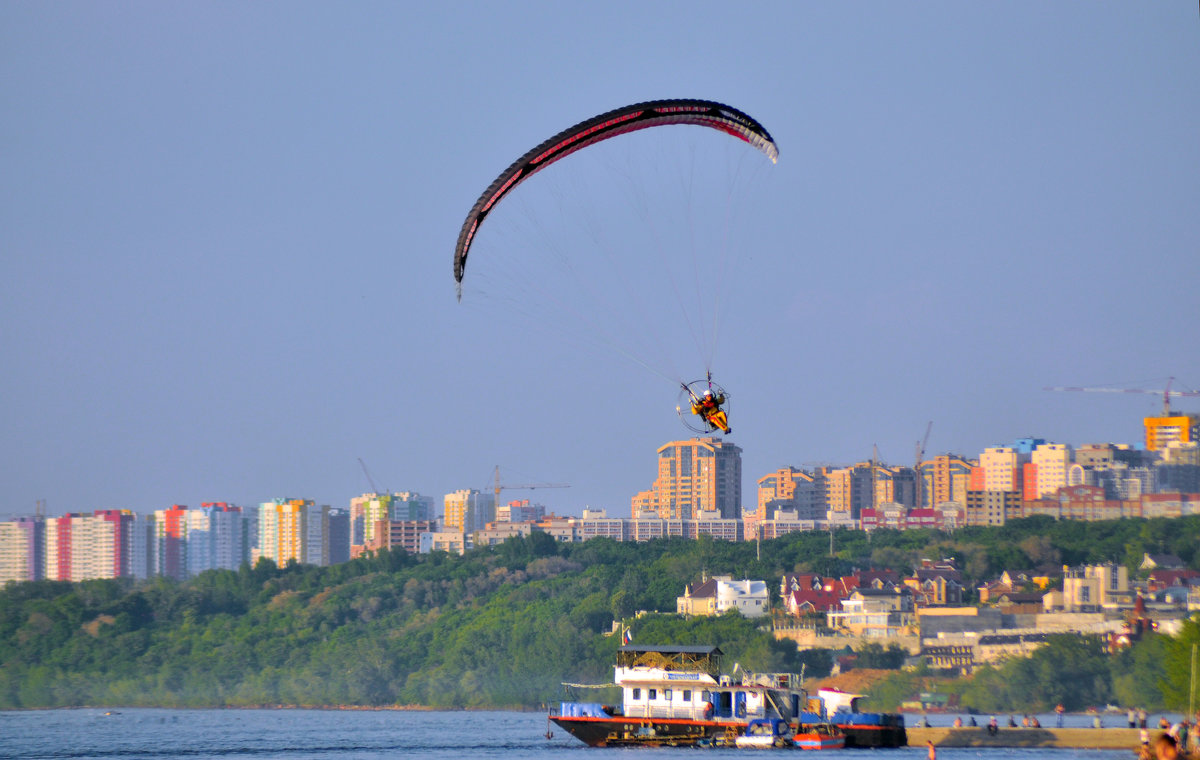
44, 511, 133, 581
327, 508, 350, 565
824, 463, 874, 519
980, 447, 1022, 492
153, 505, 189, 580
918, 455, 974, 508
631, 437, 742, 519
187, 503, 246, 575
350, 493, 435, 557
873, 467, 918, 509
256, 498, 329, 567
44, 514, 77, 581
1145, 413, 1200, 452
964, 489, 1022, 526
391, 492, 435, 521
93, 510, 135, 578
1161, 441, 1200, 466
756, 467, 820, 521
349, 493, 394, 550
129, 512, 155, 579
0, 517, 44, 586
1075, 443, 1133, 468
1031, 443, 1072, 498
443, 489, 495, 533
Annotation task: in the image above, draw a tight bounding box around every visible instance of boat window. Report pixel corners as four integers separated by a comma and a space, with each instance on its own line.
664, 689, 672, 701
683, 690, 692, 701
632, 688, 641, 700
649, 688, 657, 700
701, 690, 710, 702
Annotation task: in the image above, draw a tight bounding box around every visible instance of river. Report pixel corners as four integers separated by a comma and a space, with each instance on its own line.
0, 708, 1143, 759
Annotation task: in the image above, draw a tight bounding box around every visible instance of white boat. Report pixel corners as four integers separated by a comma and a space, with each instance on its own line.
735, 719, 794, 748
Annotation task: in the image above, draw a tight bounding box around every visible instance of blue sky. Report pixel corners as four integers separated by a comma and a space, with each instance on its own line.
2, 2, 1198, 519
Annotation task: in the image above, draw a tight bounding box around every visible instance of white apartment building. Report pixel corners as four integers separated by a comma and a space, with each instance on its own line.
980, 447, 1021, 491
1031, 443, 1072, 498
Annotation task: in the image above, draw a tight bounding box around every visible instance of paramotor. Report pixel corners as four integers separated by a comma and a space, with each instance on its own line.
677, 375, 732, 435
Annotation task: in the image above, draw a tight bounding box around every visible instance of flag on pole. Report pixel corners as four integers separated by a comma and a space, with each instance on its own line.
622, 627, 633, 645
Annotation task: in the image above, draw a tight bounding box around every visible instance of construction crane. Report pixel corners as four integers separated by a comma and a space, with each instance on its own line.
869, 443, 879, 510
357, 458, 386, 495
492, 465, 569, 508
914, 421, 933, 508
1045, 376, 1200, 416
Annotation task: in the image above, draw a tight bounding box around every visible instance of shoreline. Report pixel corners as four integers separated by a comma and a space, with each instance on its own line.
0, 704, 546, 713
909, 726, 1168, 749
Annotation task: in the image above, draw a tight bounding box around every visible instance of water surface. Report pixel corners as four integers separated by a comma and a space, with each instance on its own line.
0, 708, 1139, 760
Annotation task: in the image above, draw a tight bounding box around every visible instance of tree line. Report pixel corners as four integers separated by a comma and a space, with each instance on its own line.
860, 625, 1199, 714
0, 515, 1196, 709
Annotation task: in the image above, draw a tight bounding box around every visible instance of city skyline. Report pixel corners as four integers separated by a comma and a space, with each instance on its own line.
3, 4, 1198, 521
4, 407, 1196, 522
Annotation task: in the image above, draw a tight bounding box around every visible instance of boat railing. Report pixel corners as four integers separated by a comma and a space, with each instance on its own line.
624, 704, 709, 721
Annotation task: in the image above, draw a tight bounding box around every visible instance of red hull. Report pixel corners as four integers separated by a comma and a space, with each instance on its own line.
795, 733, 846, 750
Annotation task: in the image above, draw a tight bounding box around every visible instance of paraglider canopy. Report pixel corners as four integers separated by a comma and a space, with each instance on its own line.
453, 98, 778, 289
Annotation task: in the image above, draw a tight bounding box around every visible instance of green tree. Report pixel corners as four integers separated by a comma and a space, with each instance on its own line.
1160, 616, 1200, 712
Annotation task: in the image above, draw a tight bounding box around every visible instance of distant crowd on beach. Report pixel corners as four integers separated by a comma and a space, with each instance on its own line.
913, 705, 1197, 758
1133, 710, 1197, 760
1139, 730, 1194, 760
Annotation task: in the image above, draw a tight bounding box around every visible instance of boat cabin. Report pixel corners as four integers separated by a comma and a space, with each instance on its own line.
614, 644, 804, 722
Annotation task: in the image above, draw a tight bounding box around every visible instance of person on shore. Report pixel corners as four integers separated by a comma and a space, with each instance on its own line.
969, 716, 978, 727
987, 716, 999, 736
953, 716, 963, 728
1008, 716, 1017, 728
1093, 715, 1103, 729
1130, 708, 1139, 729
1031, 716, 1041, 728
1137, 735, 1155, 760
1056, 704, 1066, 728
1139, 708, 1149, 729
1022, 715, 1030, 727
1168, 721, 1188, 751
1154, 734, 1178, 760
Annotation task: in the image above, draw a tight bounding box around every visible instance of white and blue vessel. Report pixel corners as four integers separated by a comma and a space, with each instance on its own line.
550, 644, 847, 748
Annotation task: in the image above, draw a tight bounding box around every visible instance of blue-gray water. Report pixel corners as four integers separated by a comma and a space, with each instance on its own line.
0, 709, 1140, 760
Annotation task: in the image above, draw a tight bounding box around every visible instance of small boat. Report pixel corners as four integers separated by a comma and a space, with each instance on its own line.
794, 725, 846, 750
735, 718, 793, 749
818, 688, 907, 748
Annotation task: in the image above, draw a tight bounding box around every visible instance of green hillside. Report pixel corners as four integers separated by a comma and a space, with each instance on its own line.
1, 515, 1197, 709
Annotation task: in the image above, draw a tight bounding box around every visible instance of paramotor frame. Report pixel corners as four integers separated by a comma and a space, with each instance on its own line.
676, 376, 732, 435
